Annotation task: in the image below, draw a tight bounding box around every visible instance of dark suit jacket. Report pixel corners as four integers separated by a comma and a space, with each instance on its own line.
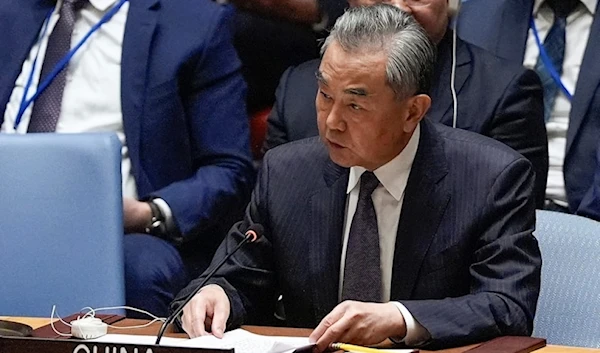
263, 31, 548, 208
577, 142, 600, 221
0, 0, 254, 272
173, 119, 542, 349
457, 0, 600, 213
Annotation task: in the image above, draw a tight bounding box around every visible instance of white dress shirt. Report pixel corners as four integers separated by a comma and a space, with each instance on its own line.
1, 0, 137, 198
523, 0, 596, 206
338, 125, 428, 345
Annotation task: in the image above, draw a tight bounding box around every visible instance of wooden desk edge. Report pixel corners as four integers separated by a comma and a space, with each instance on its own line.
1, 317, 598, 353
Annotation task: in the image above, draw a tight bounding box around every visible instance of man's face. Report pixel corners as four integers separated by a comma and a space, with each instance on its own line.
316, 41, 421, 171
347, 0, 449, 43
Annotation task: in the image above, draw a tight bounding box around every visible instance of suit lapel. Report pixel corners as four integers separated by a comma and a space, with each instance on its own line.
308, 159, 348, 323
428, 33, 470, 124
120, 0, 159, 186
391, 120, 450, 300
495, 0, 533, 62
0, 0, 54, 117
566, 10, 600, 155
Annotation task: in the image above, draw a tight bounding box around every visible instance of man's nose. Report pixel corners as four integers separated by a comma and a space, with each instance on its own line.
325, 104, 346, 131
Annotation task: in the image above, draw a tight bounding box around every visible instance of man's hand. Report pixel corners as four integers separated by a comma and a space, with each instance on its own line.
182, 284, 231, 338
309, 301, 406, 352
123, 197, 152, 234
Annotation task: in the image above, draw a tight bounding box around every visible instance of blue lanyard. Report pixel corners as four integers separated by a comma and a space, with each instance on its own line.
14, 0, 128, 130
529, 17, 574, 102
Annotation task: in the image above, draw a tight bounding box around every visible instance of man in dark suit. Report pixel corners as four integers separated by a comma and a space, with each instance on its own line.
264, 0, 548, 208
172, 5, 541, 350
0, 0, 254, 316
457, 0, 599, 215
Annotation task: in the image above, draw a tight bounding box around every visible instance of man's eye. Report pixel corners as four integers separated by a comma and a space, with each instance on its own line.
320, 91, 332, 100
349, 103, 361, 111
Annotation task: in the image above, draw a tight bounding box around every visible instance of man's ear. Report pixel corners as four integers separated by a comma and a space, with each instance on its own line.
402, 94, 431, 133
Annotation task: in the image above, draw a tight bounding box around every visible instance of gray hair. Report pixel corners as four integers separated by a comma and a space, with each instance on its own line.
321, 4, 436, 98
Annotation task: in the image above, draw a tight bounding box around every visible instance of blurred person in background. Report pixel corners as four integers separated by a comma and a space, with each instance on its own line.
219, 0, 347, 113
0, 0, 254, 317
458, 0, 600, 216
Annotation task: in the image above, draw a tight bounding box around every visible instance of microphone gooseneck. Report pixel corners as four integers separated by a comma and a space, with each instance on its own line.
155, 223, 264, 345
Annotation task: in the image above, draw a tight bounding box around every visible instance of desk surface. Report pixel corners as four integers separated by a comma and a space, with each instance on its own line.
2, 316, 599, 353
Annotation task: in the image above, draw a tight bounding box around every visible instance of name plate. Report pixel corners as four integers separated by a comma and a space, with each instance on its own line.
0, 336, 233, 353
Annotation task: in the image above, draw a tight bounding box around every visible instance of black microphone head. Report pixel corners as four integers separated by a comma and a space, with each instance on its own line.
244, 223, 264, 242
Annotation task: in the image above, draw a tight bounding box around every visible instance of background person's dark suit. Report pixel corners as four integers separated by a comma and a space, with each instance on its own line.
577, 141, 600, 221
173, 119, 542, 349
0, 0, 254, 313
457, 0, 600, 213
264, 32, 548, 208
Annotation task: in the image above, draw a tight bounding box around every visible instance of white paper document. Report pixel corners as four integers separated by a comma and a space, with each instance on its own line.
89, 329, 313, 353
90, 330, 414, 353
179, 329, 313, 353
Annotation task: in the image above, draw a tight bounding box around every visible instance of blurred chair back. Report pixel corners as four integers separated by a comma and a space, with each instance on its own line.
0, 133, 125, 316
533, 210, 600, 348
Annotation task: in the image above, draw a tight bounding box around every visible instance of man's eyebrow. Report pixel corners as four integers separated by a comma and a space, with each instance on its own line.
315, 71, 369, 97
344, 87, 369, 97
315, 70, 328, 85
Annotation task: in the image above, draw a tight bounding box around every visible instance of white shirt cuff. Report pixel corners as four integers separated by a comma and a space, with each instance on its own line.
391, 301, 430, 346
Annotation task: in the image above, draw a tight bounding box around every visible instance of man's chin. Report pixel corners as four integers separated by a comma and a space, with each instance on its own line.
327, 150, 353, 168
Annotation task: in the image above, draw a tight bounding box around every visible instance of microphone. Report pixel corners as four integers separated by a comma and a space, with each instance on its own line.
155, 223, 265, 345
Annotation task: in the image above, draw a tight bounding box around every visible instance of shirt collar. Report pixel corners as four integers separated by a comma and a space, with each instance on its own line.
89, 0, 119, 12
533, 0, 596, 16
346, 124, 421, 201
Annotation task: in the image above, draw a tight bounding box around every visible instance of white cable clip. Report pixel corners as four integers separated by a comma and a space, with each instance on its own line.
70, 317, 108, 339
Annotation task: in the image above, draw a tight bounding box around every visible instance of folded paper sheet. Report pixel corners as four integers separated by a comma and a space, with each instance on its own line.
91, 329, 313, 353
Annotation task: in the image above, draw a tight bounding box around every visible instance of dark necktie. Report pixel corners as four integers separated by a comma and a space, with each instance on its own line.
534, 0, 580, 122
342, 171, 382, 302
28, 0, 86, 133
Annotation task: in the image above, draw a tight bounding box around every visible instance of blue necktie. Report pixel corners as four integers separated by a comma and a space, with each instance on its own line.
342, 171, 382, 302
534, 0, 579, 122
28, 0, 86, 132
